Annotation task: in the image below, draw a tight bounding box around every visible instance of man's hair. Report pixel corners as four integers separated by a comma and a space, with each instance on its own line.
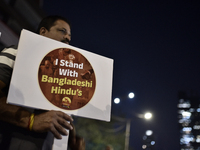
36, 15, 71, 34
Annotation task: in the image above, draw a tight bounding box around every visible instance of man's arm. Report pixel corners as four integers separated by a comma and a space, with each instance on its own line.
0, 80, 73, 139
0, 47, 73, 139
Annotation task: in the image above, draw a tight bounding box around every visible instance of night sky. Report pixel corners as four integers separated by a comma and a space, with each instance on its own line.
43, 1, 200, 149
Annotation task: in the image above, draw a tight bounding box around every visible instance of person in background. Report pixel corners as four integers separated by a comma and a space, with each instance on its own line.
105, 144, 114, 150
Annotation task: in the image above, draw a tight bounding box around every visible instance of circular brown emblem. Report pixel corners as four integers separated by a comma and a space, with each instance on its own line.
38, 48, 96, 110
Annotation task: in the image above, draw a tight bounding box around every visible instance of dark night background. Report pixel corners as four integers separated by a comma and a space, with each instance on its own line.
42, 1, 200, 149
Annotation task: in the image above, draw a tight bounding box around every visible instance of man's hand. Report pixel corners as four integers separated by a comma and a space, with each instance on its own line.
68, 122, 85, 150
0, 80, 74, 139
32, 110, 73, 139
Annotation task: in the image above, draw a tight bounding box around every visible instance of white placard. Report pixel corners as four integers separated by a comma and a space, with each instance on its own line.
7, 29, 113, 122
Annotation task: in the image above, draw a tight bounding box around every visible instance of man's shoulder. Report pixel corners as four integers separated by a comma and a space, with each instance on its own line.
1, 45, 17, 50
0, 45, 18, 58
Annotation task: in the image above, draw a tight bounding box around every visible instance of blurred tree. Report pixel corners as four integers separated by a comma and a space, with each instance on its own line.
73, 116, 126, 150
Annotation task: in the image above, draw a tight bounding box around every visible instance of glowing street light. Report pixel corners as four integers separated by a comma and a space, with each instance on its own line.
128, 92, 135, 99
144, 112, 152, 120
114, 98, 120, 104
114, 92, 135, 105
113, 93, 153, 150
125, 112, 152, 150
146, 130, 153, 136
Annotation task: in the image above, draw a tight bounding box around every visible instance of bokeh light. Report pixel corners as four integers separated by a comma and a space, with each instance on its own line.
114, 98, 120, 104
128, 92, 135, 99
146, 130, 153, 136
144, 112, 152, 120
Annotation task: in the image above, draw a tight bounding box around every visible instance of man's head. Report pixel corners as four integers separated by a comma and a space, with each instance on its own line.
37, 15, 71, 44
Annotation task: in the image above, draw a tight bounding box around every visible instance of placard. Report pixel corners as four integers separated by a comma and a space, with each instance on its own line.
7, 29, 113, 122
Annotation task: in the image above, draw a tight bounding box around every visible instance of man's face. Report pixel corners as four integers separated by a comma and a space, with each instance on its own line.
40, 19, 71, 44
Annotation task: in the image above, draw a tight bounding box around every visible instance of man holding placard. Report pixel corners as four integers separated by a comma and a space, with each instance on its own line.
0, 16, 85, 150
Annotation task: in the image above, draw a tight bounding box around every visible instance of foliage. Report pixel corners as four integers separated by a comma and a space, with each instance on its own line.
73, 116, 126, 150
